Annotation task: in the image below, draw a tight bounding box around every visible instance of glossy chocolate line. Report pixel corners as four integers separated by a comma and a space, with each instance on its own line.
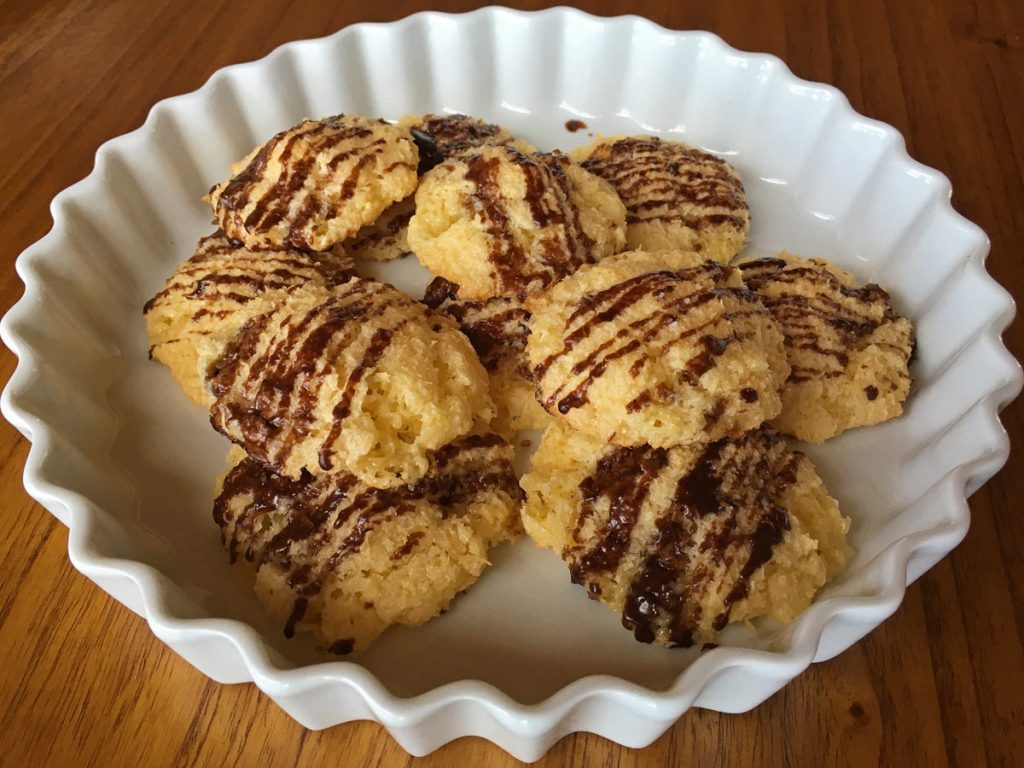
568, 445, 668, 583
534, 270, 683, 380
514, 151, 596, 276
241, 121, 327, 231
464, 153, 530, 297
563, 262, 726, 331
145, 237, 336, 312
391, 531, 425, 561
626, 212, 747, 230
461, 147, 601, 298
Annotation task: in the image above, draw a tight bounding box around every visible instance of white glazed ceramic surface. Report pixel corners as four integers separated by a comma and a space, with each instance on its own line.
2, 7, 1020, 761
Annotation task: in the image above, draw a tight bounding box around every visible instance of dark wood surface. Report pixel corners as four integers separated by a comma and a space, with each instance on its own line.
1, 1, 1022, 765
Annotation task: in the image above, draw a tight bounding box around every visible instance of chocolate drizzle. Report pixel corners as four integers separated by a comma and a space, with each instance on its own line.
317, 322, 404, 470
409, 114, 517, 158
214, 433, 520, 646
569, 445, 669, 582
579, 136, 747, 233
567, 429, 803, 646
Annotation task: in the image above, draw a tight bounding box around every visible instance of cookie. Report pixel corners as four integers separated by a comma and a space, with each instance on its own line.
423, 277, 551, 436
407, 145, 627, 300
738, 253, 914, 443
207, 115, 418, 252
525, 250, 790, 447
571, 135, 749, 263
215, 433, 522, 655
143, 232, 355, 405
207, 280, 493, 488
340, 114, 534, 262
397, 112, 536, 174
521, 423, 851, 647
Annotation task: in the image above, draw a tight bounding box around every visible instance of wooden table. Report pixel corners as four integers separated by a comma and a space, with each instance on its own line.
2, 1, 1022, 765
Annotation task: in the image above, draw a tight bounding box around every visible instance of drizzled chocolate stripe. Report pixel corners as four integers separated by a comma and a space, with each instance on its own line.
253, 127, 378, 247
464, 153, 529, 295
568, 445, 668, 584
213, 433, 520, 640
512, 151, 596, 271
739, 258, 903, 383
413, 114, 508, 154
567, 429, 801, 646
580, 137, 747, 230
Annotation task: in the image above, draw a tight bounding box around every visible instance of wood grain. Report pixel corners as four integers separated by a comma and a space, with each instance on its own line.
1, 1, 1022, 765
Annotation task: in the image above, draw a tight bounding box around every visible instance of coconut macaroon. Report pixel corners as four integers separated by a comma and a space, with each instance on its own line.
215, 434, 522, 655
738, 253, 914, 443
207, 115, 419, 252
143, 232, 355, 406
397, 112, 536, 173
407, 145, 627, 301
521, 423, 851, 647
206, 280, 493, 489
571, 135, 749, 263
526, 250, 790, 448
423, 276, 552, 436
340, 114, 535, 262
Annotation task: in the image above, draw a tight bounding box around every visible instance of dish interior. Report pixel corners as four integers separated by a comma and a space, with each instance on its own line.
41, 81, 977, 703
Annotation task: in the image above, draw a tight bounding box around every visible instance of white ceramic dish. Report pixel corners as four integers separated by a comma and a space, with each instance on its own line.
2, 7, 1020, 761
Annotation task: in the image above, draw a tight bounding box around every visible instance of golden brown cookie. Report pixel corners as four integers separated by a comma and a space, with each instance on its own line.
339, 114, 535, 262
526, 250, 790, 447
207, 115, 418, 252
144, 232, 355, 405
215, 434, 522, 655
206, 280, 493, 488
571, 135, 749, 263
423, 277, 551, 436
398, 112, 536, 173
407, 145, 627, 300
738, 253, 914, 443
521, 423, 851, 647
